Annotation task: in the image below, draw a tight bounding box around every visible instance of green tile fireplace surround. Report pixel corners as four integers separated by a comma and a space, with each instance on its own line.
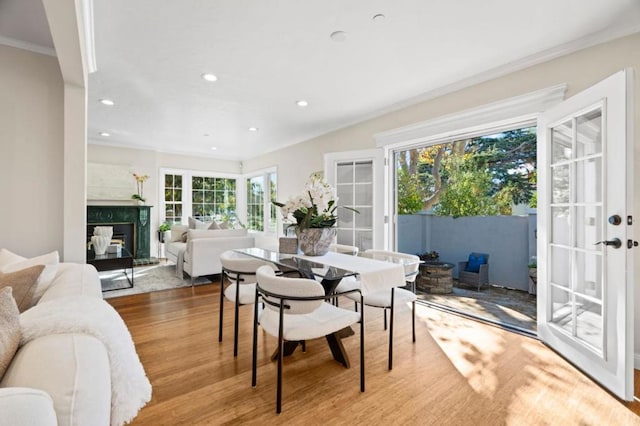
87, 205, 152, 259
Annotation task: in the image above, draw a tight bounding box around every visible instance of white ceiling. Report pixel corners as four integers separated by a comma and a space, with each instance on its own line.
2, 0, 640, 161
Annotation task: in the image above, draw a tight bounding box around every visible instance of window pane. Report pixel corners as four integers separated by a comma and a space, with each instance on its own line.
576, 109, 602, 158
354, 161, 373, 182
550, 246, 570, 288
575, 295, 602, 351
337, 163, 354, 183
551, 207, 570, 246
551, 285, 572, 334
551, 120, 572, 164
575, 158, 601, 204
551, 164, 570, 204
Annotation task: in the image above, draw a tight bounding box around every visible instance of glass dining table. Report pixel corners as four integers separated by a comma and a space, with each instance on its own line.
234, 247, 417, 368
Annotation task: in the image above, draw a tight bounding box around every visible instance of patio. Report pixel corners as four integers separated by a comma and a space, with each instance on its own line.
416, 281, 537, 334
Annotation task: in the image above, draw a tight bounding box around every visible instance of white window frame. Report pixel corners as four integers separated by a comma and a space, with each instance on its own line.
375, 84, 567, 250
158, 167, 241, 225
243, 166, 278, 235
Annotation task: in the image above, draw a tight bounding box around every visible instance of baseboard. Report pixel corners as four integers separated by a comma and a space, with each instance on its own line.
634, 353, 640, 370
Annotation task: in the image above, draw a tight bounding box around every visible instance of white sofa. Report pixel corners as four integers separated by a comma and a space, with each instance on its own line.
0, 263, 112, 426
166, 226, 255, 280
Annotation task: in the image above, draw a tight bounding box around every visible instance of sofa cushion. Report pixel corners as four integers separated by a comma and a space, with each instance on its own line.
465, 253, 488, 273
38, 264, 102, 304
0, 333, 111, 426
0, 265, 44, 312
0, 387, 57, 426
169, 224, 188, 242
0, 287, 20, 380
0, 250, 59, 305
187, 228, 248, 240
208, 221, 221, 230
165, 242, 186, 259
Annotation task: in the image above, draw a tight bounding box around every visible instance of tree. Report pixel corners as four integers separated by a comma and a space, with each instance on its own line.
397, 127, 537, 216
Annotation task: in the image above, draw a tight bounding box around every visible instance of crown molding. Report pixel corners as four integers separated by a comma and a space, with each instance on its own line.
0, 35, 56, 57
375, 84, 567, 148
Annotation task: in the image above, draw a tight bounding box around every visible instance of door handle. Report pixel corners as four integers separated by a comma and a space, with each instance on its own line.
595, 238, 622, 249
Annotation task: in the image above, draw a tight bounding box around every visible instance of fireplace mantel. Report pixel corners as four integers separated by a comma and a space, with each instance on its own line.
87, 205, 152, 259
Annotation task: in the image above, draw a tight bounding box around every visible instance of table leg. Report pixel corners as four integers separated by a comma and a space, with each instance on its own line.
325, 332, 350, 368
270, 341, 302, 361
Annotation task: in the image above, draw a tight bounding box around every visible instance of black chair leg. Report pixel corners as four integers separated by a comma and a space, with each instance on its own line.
389, 289, 395, 370
360, 296, 365, 392
412, 300, 416, 343
383, 308, 387, 330
218, 274, 225, 343
301, 340, 306, 352
233, 276, 241, 357
251, 290, 259, 388
354, 301, 358, 313
276, 305, 284, 414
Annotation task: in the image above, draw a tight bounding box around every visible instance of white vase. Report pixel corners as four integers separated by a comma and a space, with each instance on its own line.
93, 226, 113, 243
91, 235, 110, 255
295, 227, 336, 256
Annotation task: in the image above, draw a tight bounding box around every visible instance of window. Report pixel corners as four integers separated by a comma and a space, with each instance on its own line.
336, 161, 374, 250
164, 174, 183, 224
246, 176, 264, 231
246, 169, 277, 233
192, 176, 236, 220
160, 169, 238, 225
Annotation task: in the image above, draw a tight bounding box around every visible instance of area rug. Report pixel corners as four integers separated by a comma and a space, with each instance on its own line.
100, 263, 214, 299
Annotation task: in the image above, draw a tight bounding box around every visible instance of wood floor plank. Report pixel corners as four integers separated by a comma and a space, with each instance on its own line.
107, 282, 640, 425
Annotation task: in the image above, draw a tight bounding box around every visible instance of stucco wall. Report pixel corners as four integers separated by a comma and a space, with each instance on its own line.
0, 45, 64, 257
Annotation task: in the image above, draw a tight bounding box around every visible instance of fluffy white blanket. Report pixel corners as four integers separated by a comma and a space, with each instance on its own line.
19, 296, 152, 426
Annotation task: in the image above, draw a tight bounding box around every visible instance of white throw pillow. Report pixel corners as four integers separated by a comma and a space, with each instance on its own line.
0, 250, 59, 305
0, 249, 26, 268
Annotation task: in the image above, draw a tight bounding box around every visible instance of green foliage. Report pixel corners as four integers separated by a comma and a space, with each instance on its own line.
158, 222, 171, 232
434, 160, 498, 217
397, 169, 424, 214
397, 127, 537, 217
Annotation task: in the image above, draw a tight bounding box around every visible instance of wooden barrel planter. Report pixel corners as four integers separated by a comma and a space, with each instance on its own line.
417, 261, 454, 294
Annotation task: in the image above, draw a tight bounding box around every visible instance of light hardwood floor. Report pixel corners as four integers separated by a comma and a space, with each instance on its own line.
107, 281, 640, 425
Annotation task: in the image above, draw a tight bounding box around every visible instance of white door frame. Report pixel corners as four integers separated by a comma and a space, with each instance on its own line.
324, 149, 385, 249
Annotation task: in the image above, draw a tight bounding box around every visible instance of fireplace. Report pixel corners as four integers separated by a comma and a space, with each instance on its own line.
87, 223, 135, 257
87, 205, 152, 259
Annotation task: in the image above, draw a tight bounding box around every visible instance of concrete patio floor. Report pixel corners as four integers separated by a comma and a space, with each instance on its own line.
416, 281, 537, 334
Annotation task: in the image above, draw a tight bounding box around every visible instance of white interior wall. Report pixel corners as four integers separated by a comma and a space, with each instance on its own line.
0, 45, 64, 257
242, 33, 640, 358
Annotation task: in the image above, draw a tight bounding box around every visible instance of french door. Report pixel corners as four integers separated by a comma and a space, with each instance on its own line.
537, 70, 634, 400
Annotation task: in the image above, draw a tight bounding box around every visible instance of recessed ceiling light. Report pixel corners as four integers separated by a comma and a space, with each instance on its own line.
99, 132, 110, 137
210, 146, 217, 151
330, 31, 347, 42
99, 98, 115, 106
201, 73, 218, 82
372, 13, 385, 21
296, 100, 309, 107
248, 127, 259, 132
204, 133, 211, 137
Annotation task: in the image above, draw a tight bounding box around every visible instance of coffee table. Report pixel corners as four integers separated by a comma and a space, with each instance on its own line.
87, 247, 134, 291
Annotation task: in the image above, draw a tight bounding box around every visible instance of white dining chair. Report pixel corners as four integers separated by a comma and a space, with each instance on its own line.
337, 249, 420, 370
219, 250, 276, 357
251, 266, 364, 414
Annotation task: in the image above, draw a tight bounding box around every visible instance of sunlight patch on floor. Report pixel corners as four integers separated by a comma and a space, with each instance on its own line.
416, 303, 505, 398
